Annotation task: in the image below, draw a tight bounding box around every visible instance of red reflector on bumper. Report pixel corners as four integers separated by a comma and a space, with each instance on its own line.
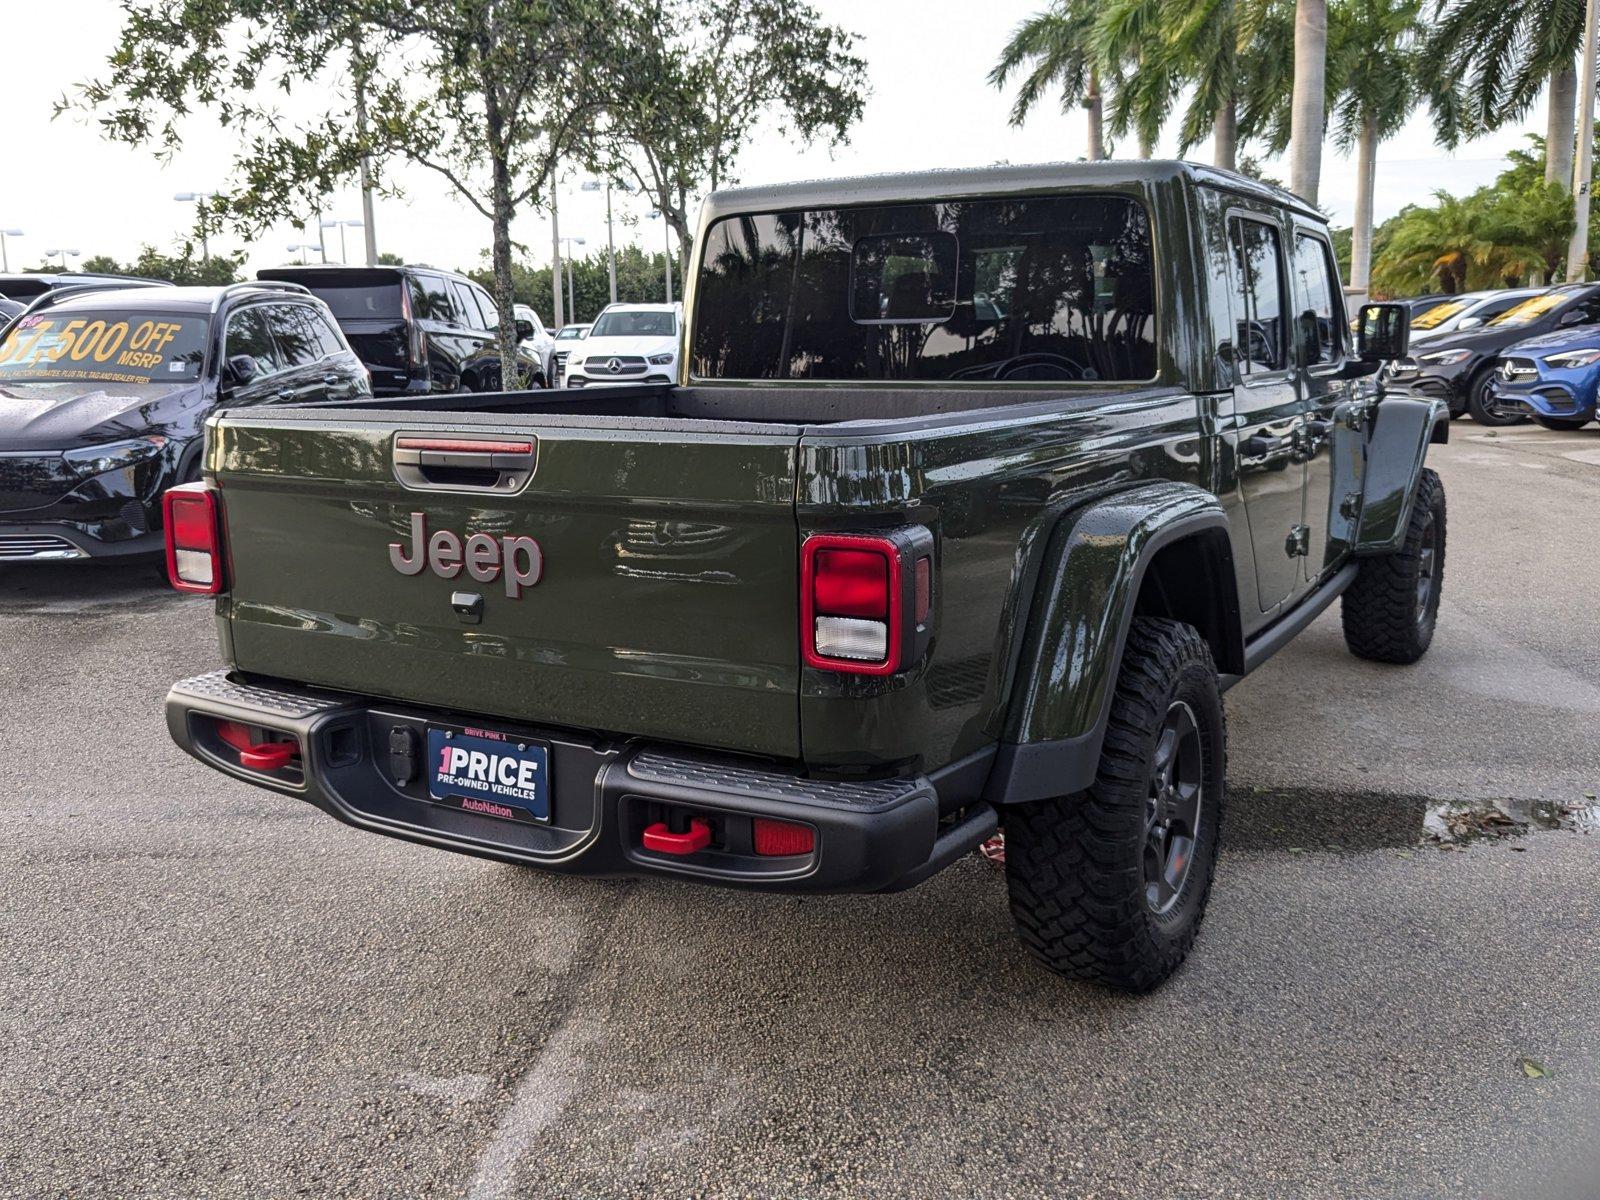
752, 818, 814, 856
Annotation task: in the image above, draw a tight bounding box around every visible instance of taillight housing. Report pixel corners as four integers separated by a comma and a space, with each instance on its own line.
163, 482, 224, 595
801, 528, 934, 675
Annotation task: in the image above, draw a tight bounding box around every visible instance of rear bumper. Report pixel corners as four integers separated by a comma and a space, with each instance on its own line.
165, 671, 995, 894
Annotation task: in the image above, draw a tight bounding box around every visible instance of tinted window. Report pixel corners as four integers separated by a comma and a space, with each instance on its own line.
265, 305, 325, 367
590, 309, 677, 338
449, 280, 486, 330
472, 286, 499, 330
306, 284, 402, 320
1291, 233, 1342, 366
1229, 218, 1286, 373
692, 195, 1156, 382
225, 307, 282, 376
303, 307, 346, 356
408, 273, 456, 323
0, 309, 207, 384
852, 233, 958, 322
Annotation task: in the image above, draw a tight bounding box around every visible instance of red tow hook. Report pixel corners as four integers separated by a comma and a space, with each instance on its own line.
642, 818, 712, 856
215, 720, 297, 771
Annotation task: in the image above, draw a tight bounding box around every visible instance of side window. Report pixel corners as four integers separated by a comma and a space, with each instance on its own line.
224, 307, 282, 377
472, 286, 499, 330
305, 307, 347, 356
264, 305, 323, 368
1229, 217, 1287, 374
1291, 233, 1344, 366
449, 280, 486, 330
410, 273, 456, 323
1478, 295, 1526, 321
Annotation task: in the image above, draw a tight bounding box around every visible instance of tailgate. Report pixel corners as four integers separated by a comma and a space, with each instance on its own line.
209, 413, 803, 758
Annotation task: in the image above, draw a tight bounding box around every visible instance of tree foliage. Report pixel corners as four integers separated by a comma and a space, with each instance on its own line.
73, 0, 634, 386
1366, 136, 1593, 295
76, 248, 243, 285
595, 0, 866, 264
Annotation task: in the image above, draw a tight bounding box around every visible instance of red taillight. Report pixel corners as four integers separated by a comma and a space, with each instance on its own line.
801, 534, 902, 675
752, 818, 815, 857
163, 483, 224, 595
812, 548, 889, 618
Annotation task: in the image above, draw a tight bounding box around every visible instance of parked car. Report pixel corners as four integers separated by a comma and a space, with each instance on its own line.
256, 265, 544, 395
1408, 287, 1545, 345
1386, 283, 1600, 424
0, 281, 369, 564
0, 272, 171, 303
548, 322, 591, 386
514, 303, 554, 379
0, 297, 23, 323
562, 303, 681, 387
1484, 326, 1600, 430
164, 161, 1443, 992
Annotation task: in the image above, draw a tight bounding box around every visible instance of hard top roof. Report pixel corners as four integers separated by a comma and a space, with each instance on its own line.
700, 159, 1323, 223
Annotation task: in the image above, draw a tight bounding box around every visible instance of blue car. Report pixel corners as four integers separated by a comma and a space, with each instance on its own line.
1488, 326, 1600, 430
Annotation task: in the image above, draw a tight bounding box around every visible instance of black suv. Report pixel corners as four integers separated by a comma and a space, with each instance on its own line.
0, 271, 171, 303
1390, 283, 1600, 424
256, 265, 544, 395
0, 281, 370, 563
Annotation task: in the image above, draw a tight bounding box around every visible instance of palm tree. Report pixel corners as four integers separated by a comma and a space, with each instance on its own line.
1329, 0, 1424, 293
991, 4, 1108, 159
1372, 191, 1493, 294
1427, 0, 1586, 189
1288, 0, 1329, 203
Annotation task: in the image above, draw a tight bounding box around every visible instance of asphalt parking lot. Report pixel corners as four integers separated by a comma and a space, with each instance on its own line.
2, 424, 1598, 1200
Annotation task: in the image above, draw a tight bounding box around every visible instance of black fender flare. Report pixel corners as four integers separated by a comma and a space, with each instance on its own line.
985, 481, 1239, 805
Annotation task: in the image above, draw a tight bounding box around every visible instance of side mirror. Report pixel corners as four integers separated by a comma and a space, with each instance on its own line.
514, 317, 535, 341
1456, 316, 1484, 331
1356, 303, 1410, 362
1558, 308, 1588, 328
225, 354, 259, 386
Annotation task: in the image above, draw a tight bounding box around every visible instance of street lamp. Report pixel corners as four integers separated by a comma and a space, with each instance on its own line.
1, 229, 23, 273
320, 218, 364, 264
581, 180, 630, 305
44, 249, 80, 269
174, 191, 222, 260
648, 210, 674, 304
559, 236, 586, 322
286, 242, 320, 265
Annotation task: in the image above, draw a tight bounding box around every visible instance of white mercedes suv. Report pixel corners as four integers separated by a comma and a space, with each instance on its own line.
564, 302, 681, 387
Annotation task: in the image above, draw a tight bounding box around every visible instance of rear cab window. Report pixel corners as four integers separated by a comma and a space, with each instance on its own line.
691, 194, 1157, 382
0, 309, 207, 384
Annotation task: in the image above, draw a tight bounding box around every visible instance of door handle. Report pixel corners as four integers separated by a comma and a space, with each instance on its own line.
322, 373, 339, 386
1240, 432, 1297, 468
275, 388, 295, 401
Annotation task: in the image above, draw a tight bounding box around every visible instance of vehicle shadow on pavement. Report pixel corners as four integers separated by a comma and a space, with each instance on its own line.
0, 559, 180, 614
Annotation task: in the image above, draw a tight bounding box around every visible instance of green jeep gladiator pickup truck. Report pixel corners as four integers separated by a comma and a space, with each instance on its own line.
164, 162, 1446, 991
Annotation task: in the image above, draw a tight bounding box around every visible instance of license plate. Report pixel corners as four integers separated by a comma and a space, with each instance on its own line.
426, 728, 549, 824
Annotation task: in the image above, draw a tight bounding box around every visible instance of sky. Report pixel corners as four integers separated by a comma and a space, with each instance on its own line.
1, 0, 1552, 288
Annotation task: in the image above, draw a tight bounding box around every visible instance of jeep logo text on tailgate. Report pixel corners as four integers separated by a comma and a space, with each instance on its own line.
389, 512, 543, 597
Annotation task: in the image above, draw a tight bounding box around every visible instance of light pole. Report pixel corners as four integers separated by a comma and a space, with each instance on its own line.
286, 243, 320, 265
174, 191, 220, 260
0, 229, 23, 273
648, 210, 673, 304
1569, 0, 1600, 282
560, 236, 586, 321
321, 218, 365, 263
44, 249, 80, 269
581, 180, 625, 305
550, 184, 564, 328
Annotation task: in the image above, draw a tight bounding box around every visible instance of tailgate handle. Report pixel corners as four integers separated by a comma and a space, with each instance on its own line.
393, 436, 537, 493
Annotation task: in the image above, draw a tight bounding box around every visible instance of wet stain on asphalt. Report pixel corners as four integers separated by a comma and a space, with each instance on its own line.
1226, 786, 1600, 855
